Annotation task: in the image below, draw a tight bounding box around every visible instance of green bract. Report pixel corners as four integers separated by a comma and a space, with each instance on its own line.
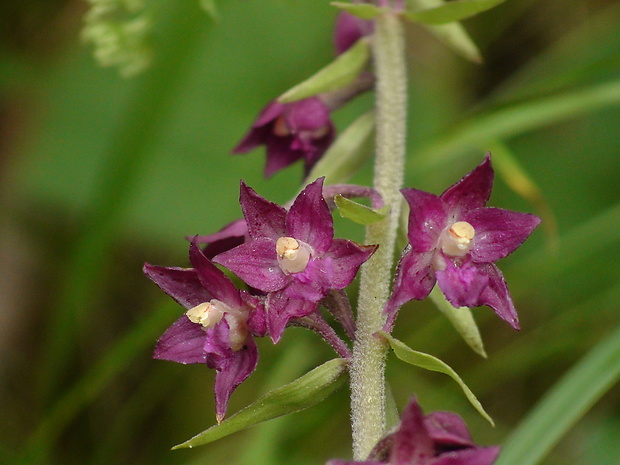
380, 332, 494, 426
172, 358, 348, 449
278, 39, 370, 103
403, 0, 506, 25
335, 195, 390, 225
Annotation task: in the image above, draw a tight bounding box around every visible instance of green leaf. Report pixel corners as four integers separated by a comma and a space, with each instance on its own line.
172, 358, 348, 449
403, 0, 506, 25
335, 195, 389, 225
496, 325, 620, 465
414, 79, 620, 172
330, 1, 386, 19
278, 39, 370, 103
428, 286, 487, 358
405, 0, 482, 62
307, 110, 375, 184
380, 332, 494, 426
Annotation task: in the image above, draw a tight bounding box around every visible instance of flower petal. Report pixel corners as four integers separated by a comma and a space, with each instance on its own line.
232, 101, 284, 154
264, 135, 304, 177
465, 208, 541, 263
436, 258, 490, 309
324, 239, 378, 289
424, 411, 474, 448
153, 316, 207, 364
213, 335, 259, 422
239, 181, 287, 240
401, 188, 447, 253
143, 263, 212, 309
213, 237, 287, 292
285, 97, 331, 131
429, 446, 501, 465
384, 247, 436, 321
477, 263, 520, 330
440, 155, 494, 216
392, 399, 435, 465
265, 291, 317, 343
194, 218, 248, 259
287, 177, 334, 252
189, 239, 242, 307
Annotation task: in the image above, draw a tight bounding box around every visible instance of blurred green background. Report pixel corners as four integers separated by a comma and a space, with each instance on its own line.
1, 0, 619, 464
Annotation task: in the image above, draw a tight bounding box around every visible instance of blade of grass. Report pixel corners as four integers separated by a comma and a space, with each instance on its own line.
495, 324, 620, 465
20, 300, 177, 464
412, 79, 620, 172
38, 1, 209, 401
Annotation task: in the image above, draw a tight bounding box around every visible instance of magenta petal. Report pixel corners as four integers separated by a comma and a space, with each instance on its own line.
287, 178, 334, 253
264, 135, 304, 177
324, 239, 378, 289
189, 239, 242, 307
153, 316, 207, 364
333, 11, 369, 55
239, 181, 287, 240
266, 291, 317, 343
213, 336, 259, 422
424, 412, 474, 448
440, 155, 494, 215
430, 447, 501, 465
465, 208, 541, 263
143, 263, 212, 309
285, 97, 330, 130
392, 399, 435, 465
384, 247, 436, 318
436, 259, 490, 309
402, 188, 447, 253
213, 238, 287, 292
231, 101, 283, 153
476, 263, 520, 330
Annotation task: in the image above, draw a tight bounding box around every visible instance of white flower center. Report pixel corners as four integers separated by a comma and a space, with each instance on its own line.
440, 221, 475, 257
276, 236, 311, 274
186, 300, 248, 351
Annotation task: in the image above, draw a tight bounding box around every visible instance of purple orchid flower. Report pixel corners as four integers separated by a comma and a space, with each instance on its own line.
385, 155, 541, 330
232, 97, 335, 178
213, 177, 377, 343
328, 398, 500, 465
144, 239, 266, 423
334, 11, 373, 55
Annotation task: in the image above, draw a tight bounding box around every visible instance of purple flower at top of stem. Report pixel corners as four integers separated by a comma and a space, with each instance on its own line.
144, 239, 266, 423
328, 398, 500, 465
385, 154, 541, 330
213, 177, 377, 343
232, 97, 335, 178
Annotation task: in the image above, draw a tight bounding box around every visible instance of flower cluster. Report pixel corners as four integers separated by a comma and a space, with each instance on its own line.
143, 7, 539, 464
145, 178, 376, 420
